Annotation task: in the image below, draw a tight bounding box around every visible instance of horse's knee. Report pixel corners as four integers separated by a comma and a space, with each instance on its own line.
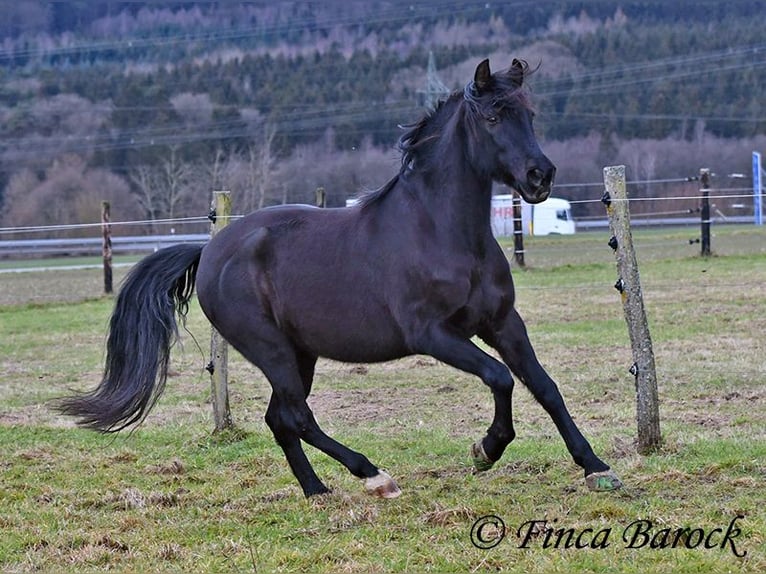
266, 401, 316, 440
264, 401, 281, 431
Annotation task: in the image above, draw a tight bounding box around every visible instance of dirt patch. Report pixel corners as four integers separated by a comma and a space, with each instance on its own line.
309, 387, 410, 424
0, 404, 78, 428
106, 487, 186, 510
301, 355, 512, 440
422, 505, 476, 526
145, 458, 185, 476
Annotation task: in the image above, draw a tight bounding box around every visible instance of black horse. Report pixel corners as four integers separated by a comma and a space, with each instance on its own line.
58, 59, 622, 498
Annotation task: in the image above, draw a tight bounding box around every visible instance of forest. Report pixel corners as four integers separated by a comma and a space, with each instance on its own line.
1, 1, 764, 231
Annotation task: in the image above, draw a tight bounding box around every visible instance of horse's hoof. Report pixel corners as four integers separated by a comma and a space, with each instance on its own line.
471, 440, 495, 472
585, 470, 623, 491
364, 471, 402, 499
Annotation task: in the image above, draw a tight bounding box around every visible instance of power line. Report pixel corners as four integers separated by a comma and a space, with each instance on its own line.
533, 44, 766, 95
0, 187, 759, 236
0, 13, 763, 172
0, 1, 498, 63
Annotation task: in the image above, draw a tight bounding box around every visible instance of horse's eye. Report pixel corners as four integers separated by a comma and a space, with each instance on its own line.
486, 115, 499, 125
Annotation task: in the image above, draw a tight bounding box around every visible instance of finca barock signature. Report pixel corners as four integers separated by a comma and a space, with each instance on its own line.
470, 515, 747, 557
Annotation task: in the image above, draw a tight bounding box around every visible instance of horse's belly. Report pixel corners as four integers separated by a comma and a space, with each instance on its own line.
320, 341, 410, 364
281, 306, 409, 364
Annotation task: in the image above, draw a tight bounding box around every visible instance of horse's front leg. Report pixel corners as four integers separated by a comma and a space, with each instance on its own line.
480, 308, 623, 491
471, 386, 517, 472
414, 325, 518, 470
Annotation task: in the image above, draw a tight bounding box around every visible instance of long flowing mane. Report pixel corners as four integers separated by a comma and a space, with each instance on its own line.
358, 60, 535, 208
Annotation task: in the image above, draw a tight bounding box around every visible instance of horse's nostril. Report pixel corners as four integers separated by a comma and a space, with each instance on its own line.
528, 168, 545, 188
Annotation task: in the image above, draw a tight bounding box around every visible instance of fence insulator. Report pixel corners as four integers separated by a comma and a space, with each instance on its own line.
608, 236, 619, 251
601, 191, 612, 206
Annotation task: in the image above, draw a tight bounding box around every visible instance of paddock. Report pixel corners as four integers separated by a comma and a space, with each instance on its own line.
1, 225, 764, 572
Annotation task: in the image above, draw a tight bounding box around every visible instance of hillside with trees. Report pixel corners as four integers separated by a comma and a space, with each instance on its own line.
1, 1, 764, 232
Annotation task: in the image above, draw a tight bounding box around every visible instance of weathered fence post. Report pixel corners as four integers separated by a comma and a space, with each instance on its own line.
101, 200, 113, 295
207, 191, 233, 432
315, 186, 326, 208
602, 165, 661, 454
512, 191, 525, 267
699, 168, 711, 257
754, 151, 763, 226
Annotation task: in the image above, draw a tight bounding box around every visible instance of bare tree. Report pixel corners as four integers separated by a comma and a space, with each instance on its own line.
170, 92, 214, 127
2, 154, 135, 235
130, 146, 194, 228
184, 146, 235, 223
130, 164, 162, 228
161, 145, 192, 219
243, 122, 277, 212
1, 93, 112, 170
208, 146, 226, 191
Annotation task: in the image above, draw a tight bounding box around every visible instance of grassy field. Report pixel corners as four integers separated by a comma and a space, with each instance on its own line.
1, 226, 765, 573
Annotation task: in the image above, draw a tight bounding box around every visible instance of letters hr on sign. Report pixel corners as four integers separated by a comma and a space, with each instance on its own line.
469, 515, 747, 557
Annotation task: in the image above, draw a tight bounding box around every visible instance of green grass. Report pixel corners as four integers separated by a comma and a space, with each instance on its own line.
1, 225, 765, 572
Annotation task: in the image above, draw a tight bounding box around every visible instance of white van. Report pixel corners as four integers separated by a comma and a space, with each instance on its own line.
491, 195, 575, 236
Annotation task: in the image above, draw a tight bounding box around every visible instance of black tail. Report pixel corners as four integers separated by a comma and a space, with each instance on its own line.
56, 243, 203, 432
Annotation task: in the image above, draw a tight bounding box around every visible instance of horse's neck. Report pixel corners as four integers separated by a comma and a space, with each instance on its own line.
409, 156, 494, 254
394, 101, 494, 254
439, 108, 494, 250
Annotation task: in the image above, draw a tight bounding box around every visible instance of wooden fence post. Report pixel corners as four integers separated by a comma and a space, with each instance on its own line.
315, 186, 326, 208
207, 191, 233, 432
700, 168, 711, 257
512, 191, 525, 267
602, 165, 661, 454
101, 200, 113, 295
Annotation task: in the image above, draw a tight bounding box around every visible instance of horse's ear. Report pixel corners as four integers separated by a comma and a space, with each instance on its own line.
474, 59, 492, 92
510, 58, 525, 87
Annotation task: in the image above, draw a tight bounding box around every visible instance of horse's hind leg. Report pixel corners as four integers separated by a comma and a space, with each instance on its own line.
484, 309, 622, 491
264, 393, 328, 496
226, 321, 399, 498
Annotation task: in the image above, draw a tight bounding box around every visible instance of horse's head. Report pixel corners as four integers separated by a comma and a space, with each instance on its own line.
465, 58, 555, 204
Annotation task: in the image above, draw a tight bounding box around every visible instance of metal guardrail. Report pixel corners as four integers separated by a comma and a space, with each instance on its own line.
0, 234, 210, 257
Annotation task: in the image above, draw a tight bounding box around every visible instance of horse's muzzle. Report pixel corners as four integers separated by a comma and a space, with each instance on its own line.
522, 164, 555, 203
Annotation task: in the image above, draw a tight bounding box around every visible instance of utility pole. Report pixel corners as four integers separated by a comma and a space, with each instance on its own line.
417, 51, 450, 110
